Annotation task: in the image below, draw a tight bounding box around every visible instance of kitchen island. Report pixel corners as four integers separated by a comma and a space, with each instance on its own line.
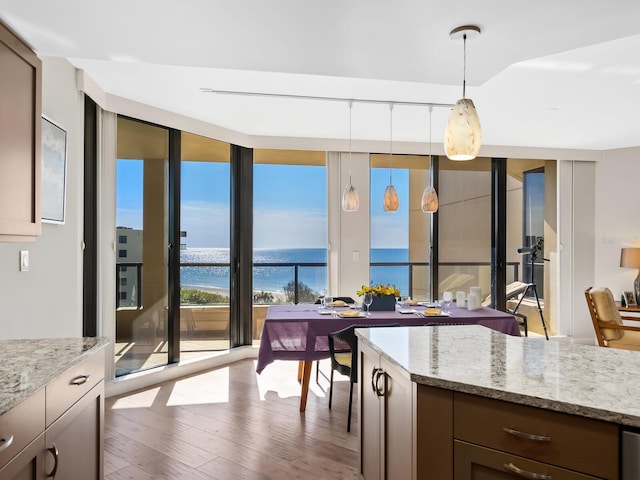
356, 325, 639, 479
0, 337, 108, 479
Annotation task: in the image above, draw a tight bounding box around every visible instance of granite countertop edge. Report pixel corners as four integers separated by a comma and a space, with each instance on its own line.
356, 326, 640, 429
0, 337, 110, 417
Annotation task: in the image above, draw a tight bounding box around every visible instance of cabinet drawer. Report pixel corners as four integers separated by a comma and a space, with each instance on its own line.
0, 388, 45, 468
454, 440, 602, 480
454, 392, 618, 479
46, 349, 105, 427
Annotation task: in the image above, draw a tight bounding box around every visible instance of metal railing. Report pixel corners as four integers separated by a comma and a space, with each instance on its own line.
118, 260, 523, 308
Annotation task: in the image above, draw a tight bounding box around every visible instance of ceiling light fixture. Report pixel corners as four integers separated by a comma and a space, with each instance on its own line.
342, 101, 359, 212
421, 106, 439, 213
444, 25, 482, 161
383, 104, 399, 213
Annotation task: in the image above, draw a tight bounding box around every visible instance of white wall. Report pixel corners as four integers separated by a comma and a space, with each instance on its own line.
595, 148, 640, 298
0, 57, 84, 339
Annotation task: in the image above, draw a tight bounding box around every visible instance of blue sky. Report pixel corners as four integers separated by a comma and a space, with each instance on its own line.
116, 159, 409, 249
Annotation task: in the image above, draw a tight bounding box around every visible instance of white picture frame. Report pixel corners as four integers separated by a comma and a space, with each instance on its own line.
41, 116, 67, 224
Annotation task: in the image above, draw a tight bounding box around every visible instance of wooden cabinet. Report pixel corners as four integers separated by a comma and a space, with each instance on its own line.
359, 341, 414, 480
453, 392, 619, 479
0, 348, 105, 479
359, 369, 621, 480
0, 20, 42, 242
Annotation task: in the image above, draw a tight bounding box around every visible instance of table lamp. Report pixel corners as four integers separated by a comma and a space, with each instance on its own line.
620, 247, 640, 304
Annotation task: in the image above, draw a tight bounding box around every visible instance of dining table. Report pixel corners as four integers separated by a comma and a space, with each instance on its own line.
256, 302, 521, 411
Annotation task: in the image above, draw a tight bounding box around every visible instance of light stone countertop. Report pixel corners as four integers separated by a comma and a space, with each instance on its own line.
0, 337, 109, 417
356, 325, 640, 427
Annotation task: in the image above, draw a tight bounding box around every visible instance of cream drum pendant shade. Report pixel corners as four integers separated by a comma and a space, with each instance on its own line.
445, 25, 482, 161
383, 184, 399, 212
342, 182, 359, 211
421, 186, 439, 213
444, 98, 482, 160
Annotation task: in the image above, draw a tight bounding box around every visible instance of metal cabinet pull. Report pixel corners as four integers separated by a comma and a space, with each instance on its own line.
503, 427, 551, 442
46, 443, 59, 478
69, 374, 90, 386
370, 368, 379, 393
503, 462, 551, 479
374, 369, 386, 397
0, 434, 14, 453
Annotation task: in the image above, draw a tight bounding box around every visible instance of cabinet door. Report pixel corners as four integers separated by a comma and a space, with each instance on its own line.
453, 440, 601, 480
382, 358, 413, 480
0, 434, 45, 480
44, 383, 104, 480
359, 342, 382, 480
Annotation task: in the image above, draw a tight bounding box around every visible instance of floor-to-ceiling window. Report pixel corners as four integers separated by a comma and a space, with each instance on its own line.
252, 149, 327, 340
370, 154, 433, 300
179, 133, 231, 359
114, 117, 170, 376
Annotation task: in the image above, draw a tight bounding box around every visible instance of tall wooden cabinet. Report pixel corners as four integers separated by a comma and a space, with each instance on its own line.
0, 20, 42, 242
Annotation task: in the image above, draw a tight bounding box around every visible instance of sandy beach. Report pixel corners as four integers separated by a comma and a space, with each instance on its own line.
182, 284, 287, 302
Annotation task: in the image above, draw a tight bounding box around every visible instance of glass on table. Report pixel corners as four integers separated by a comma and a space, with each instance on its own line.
363, 292, 373, 315
442, 291, 453, 314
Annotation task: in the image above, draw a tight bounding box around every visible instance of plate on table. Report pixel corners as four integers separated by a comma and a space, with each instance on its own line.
423, 308, 451, 317
397, 308, 418, 314
318, 309, 334, 315
418, 301, 438, 307
338, 310, 367, 318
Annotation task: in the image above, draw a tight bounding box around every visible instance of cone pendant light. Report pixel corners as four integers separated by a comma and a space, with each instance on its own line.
444, 25, 482, 161
342, 101, 359, 211
383, 104, 399, 212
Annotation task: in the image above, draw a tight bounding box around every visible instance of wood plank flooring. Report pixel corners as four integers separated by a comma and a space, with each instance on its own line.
104, 358, 358, 479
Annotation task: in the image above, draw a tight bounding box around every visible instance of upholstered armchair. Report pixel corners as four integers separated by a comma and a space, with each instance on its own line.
585, 287, 640, 350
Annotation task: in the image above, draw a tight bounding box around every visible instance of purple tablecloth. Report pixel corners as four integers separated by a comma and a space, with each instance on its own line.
256, 304, 520, 373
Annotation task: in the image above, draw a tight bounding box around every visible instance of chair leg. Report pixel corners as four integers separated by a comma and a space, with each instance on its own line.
328, 368, 334, 409
316, 360, 320, 383
347, 380, 354, 432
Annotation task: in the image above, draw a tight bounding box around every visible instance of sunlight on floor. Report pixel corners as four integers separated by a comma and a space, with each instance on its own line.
166, 367, 230, 406
110, 386, 162, 409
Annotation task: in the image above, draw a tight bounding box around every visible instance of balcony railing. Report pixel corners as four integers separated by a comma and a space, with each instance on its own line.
117, 260, 523, 309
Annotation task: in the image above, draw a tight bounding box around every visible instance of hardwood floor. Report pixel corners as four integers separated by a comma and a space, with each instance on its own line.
104, 358, 358, 479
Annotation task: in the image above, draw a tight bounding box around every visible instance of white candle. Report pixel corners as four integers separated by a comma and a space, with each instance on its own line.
456, 291, 466, 307
468, 293, 479, 310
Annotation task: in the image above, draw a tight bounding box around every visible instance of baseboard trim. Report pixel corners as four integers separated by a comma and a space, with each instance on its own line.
105, 345, 259, 398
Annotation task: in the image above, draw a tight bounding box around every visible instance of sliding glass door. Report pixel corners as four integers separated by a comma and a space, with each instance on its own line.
114, 117, 170, 376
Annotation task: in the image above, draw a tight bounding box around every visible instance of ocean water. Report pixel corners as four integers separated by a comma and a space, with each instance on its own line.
180, 247, 410, 295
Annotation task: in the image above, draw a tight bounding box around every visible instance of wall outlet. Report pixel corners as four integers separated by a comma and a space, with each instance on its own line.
20, 250, 29, 272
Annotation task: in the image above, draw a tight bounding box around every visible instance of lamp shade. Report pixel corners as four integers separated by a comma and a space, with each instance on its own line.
383, 184, 399, 212
421, 186, 439, 213
444, 98, 482, 161
342, 183, 359, 212
621, 248, 640, 268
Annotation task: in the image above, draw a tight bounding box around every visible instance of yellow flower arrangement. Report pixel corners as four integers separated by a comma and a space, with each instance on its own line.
357, 283, 400, 297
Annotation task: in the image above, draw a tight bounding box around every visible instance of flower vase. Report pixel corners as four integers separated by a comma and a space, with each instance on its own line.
366, 294, 397, 312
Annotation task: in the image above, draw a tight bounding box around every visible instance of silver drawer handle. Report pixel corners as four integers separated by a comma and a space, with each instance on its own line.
0, 434, 14, 453
503, 427, 551, 442
504, 462, 552, 479
46, 443, 59, 478
69, 374, 90, 386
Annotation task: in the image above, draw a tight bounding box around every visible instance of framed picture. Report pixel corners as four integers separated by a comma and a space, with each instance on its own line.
624, 291, 636, 307
41, 116, 67, 224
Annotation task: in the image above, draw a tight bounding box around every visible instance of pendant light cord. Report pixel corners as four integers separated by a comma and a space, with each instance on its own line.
389, 103, 394, 184
348, 101, 353, 183
462, 33, 467, 99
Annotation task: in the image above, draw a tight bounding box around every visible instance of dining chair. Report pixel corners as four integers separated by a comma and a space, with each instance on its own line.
314, 295, 356, 383
585, 286, 640, 350
327, 323, 398, 432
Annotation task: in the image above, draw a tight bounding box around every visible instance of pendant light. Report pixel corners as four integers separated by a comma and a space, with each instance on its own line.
421, 106, 439, 213
341, 101, 359, 212
383, 104, 399, 212
444, 25, 482, 161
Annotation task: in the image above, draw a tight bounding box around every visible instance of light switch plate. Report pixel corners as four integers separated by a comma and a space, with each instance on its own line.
20, 250, 29, 272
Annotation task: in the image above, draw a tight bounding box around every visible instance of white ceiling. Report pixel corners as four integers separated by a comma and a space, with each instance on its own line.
2, 0, 640, 151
